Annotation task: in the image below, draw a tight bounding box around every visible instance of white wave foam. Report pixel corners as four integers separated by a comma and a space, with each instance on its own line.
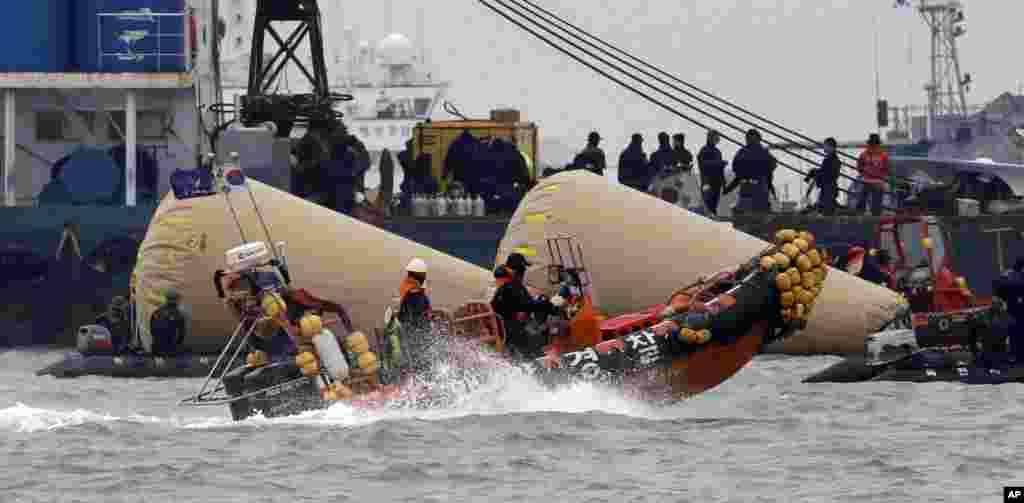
0, 403, 123, 433
185, 363, 675, 430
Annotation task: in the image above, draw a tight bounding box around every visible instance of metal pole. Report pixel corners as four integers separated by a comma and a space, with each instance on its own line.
126, 90, 138, 206
983, 227, 1014, 273
3, 89, 14, 206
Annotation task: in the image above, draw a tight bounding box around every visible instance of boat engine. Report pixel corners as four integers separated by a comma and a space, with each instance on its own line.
76, 324, 115, 355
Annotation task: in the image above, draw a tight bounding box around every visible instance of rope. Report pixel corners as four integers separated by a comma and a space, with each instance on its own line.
480, 0, 906, 209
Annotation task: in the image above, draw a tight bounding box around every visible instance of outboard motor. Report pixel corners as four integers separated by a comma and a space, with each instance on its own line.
77, 324, 115, 355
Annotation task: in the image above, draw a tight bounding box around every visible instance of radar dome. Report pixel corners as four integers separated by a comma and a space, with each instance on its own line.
376, 33, 415, 65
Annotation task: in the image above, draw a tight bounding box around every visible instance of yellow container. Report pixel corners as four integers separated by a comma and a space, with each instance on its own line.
412, 120, 540, 190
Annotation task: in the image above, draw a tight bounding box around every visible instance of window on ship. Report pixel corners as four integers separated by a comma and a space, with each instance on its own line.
36, 111, 93, 142
414, 98, 431, 117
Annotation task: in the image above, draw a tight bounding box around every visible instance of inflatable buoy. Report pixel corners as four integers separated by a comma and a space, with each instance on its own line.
807, 249, 822, 267
299, 314, 323, 338
345, 332, 370, 354
261, 291, 287, 319
775, 229, 798, 244
787, 268, 801, 286
772, 252, 791, 269
760, 256, 776, 271
796, 254, 813, 273
776, 273, 792, 291
357, 351, 379, 373
793, 238, 809, 253
781, 291, 796, 307
247, 350, 269, 367
782, 243, 800, 260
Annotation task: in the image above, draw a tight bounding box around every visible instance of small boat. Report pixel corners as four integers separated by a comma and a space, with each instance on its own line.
35, 324, 234, 378
803, 304, 1024, 384
182, 229, 830, 420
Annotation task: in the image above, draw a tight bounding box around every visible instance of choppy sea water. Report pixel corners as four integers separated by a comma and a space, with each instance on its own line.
2, 349, 1022, 503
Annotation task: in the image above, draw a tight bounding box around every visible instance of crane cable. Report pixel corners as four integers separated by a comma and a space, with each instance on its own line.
481, 0, 857, 201
481, 0, 904, 207
512, 0, 891, 176
497, 0, 862, 188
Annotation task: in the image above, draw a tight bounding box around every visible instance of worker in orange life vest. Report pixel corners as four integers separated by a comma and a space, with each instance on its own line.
855, 133, 890, 216
398, 258, 431, 327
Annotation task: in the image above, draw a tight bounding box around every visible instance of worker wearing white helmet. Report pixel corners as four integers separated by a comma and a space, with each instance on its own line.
398, 258, 431, 327
393, 257, 434, 375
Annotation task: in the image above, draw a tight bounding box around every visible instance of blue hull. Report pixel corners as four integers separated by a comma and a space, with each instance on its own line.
804, 350, 1024, 384
35, 352, 234, 378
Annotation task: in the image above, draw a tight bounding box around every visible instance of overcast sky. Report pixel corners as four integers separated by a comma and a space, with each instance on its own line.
331, 0, 1022, 185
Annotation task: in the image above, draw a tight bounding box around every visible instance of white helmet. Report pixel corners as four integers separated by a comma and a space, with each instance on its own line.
406, 258, 428, 274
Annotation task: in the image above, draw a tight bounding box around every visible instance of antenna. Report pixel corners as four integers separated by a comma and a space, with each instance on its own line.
873, 15, 882, 135
918, 0, 970, 137
417, 7, 427, 65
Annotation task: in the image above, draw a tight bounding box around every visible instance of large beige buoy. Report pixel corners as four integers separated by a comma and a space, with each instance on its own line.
133, 181, 492, 353
496, 171, 906, 355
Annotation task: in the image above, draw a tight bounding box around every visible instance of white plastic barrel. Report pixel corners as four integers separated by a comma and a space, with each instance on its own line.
313, 328, 350, 380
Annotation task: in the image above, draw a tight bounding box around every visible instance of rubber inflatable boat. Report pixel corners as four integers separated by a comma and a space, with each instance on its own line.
35, 324, 234, 378
803, 304, 1024, 384
182, 228, 830, 420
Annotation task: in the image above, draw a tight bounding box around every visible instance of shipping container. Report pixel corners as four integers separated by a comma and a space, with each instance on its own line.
0, 1, 71, 72
73, 0, 188, 73
412, 120, 540, 191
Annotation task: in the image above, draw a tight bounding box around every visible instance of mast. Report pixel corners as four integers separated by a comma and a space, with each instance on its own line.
918, 0, 970, 138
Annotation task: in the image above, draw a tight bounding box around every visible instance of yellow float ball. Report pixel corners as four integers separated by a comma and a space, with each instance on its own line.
796, 254, 813, 273
776, 229, 798, 244
776, 273, 792, 291
301, 361, 320, 377
793, 238, 809, 253
680, 328, 698, 343
807, 249, 822, 267
788, 268, 802, 286
358, 351, 379, 373
299, 314, 323, 338
345, 332, 370, 354
782, 243, 801, 260
798, 290, 815, 306
760, 256, 776, 271
802, 271, 816, 289
696, 330, 712, 344
260, 292, 287, 319
922, 237, 933, 250
773, 253, 791, 269
246, 351, 268, 368
798, 231, 816, 247
781, 291, 796, 307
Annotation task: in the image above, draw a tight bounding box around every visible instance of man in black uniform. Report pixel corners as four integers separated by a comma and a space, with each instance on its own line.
572, 132, 607, 176
697, 130, 728, 215
150, 289, 187, 356
724, 129, 777, 213
490, 253, 559, 359
671, 133, 693, 172
994, 258, 1024, 362
804, 137, 841, 215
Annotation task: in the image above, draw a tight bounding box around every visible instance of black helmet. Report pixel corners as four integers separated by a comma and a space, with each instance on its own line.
505, 253, 532, 273
588, 131, 601, 143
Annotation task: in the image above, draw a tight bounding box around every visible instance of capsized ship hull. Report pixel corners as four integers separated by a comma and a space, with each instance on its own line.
496, 171, 907, 355
134, 181, 493, 353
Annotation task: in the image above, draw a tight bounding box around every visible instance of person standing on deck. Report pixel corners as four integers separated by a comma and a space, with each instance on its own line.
724, 129, 777, 213
698, 130, 728, 216
671, 133, 694, 173
855, 133, 890, 216
647, 132, 674, 192
804, 137, 842, 215
573, 132, 607, 176
617, 133, 648, 191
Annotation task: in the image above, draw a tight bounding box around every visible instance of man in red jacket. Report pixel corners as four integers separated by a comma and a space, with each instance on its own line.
855, 133, 890, 216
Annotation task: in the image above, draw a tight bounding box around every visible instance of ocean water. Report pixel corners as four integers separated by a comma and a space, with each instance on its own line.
2, 348, 1022, 503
